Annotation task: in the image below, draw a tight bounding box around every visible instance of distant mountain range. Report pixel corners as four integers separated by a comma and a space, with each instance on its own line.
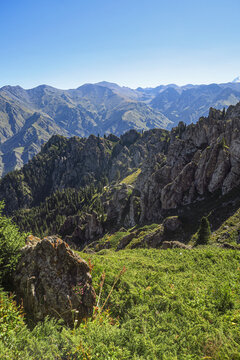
0, 79, 240, 176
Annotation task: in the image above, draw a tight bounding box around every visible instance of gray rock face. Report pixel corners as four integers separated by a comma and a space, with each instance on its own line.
104, 184, 140, 228
14, 236, 96, 325
135, 104, 240, 217
163, 216, 182, 232
161, 162, 197, 209
60, 212, 104, 248
120, 129, 141, 147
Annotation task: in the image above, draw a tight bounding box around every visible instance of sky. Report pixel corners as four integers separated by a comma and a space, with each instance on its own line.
0, 0, 239, 89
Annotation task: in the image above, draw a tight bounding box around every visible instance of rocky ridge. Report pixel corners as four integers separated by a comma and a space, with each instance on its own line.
1, 80, 240, 177
0, 84, 170, 177
1, 102, 240, 249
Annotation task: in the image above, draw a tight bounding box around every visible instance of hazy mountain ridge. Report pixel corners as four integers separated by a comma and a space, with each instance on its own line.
150, 83, 240, 124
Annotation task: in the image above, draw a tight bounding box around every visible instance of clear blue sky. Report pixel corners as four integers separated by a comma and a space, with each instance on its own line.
0, 0, 239, 89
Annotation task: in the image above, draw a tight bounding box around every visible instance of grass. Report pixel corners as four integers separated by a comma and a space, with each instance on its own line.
211, 208, 240, 244
95, 230, 131, 250
92, 223, 161, 251
120, 169, 141, 185
2, 246, 240, 359
79, 247, 240, 359
125, 224, 163, 249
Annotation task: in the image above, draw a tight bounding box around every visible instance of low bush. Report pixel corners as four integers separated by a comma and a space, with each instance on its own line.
196, 216, 211, 245
0, 202, 25, 286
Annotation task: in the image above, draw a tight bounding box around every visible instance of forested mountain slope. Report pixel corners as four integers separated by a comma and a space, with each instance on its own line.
0, 102, 240, 249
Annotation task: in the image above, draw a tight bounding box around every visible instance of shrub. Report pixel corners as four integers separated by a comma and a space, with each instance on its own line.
213, 284, 234, 313
196, 216, 211, 245
0, 289, 25, 343
0, 202, 25, 286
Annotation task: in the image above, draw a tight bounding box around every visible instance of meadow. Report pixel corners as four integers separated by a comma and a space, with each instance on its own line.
1, 246, 240, 359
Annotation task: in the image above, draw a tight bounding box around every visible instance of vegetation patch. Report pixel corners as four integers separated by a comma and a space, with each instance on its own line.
211, 208, 240, 244
95, 230, 131, 250
0, 202, 26, 286
120, 168, 141, 185
1, 232, 240, 358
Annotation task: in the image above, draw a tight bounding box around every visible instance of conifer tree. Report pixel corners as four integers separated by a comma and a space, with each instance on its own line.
196, 216, 211, 245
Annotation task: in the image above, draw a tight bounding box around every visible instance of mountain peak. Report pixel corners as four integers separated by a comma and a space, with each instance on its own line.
232, 76, 240, 83
96, 81, 120, 88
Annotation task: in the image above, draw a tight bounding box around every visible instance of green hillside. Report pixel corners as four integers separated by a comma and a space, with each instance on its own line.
1, 243, 240, 359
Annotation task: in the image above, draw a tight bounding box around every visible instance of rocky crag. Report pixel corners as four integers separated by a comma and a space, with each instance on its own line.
1, 102, 240, 249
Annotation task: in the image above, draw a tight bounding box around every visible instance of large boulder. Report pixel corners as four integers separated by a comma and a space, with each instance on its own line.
14, 236, 96, 325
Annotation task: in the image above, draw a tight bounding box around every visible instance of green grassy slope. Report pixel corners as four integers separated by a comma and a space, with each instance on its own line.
211, 208, 240, 244
1, 247, 240, 359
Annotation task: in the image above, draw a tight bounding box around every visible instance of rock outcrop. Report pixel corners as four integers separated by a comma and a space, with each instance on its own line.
14, 236, 96, 325
163, 216, 182, 232
104, 184, 141, 229
134, 105, 240, 220
60, 212, 104, 248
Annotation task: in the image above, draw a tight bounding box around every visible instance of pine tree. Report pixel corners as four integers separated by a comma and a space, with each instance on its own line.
196, 216, 211, 245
